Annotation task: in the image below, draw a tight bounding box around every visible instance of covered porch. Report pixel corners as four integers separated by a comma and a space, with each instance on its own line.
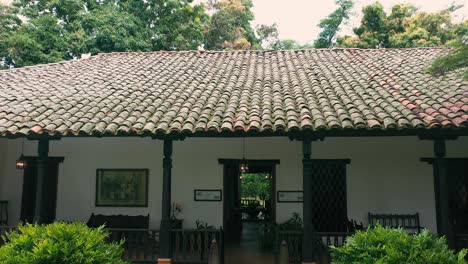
0, 135, 467, 263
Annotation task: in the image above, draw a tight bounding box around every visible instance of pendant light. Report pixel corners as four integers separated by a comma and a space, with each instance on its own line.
239, 137, 249, 174
16, 138, 26, 169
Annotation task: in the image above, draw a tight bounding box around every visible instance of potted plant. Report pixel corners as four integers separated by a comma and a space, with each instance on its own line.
171, 202, 183, 229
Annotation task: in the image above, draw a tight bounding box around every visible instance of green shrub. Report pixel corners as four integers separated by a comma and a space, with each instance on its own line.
331, 225, 467, 264
0, 222, 128, 264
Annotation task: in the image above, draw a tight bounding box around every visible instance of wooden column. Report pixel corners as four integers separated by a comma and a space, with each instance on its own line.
33, 138, 49, 224
302, 139, 317, 263
433, 139, 454, 247
159, 140, 173, 263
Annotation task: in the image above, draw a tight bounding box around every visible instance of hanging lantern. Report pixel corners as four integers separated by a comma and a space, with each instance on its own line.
240, 159, 249, 174
16, 139, 27, 170
16, 154, 26, 169
239, 137, 249, 174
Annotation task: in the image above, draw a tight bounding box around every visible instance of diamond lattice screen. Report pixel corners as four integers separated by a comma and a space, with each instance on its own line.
448, 160, 468, 233
309, 162, 347, 232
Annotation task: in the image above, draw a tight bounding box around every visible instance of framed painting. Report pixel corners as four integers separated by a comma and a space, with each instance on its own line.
96, 169, 148, 207
277, 191, 303, 203
194, 189, 222, 201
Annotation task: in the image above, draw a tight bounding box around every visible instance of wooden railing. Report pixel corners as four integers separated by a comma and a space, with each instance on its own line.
277, 230, 302, 264
107, 228, 159, 263
241, 198, 259, 207
172, 228, 223, 264
317, 232, 350, 247
276, 230, 351, 264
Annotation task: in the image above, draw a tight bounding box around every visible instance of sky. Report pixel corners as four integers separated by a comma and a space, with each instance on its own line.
2, 0, 467, 44
250, 0, 468, 44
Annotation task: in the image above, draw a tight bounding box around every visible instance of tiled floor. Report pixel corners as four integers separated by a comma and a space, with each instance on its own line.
224, 222, 275, 264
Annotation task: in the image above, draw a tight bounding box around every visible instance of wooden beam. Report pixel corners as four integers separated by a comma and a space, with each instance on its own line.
432, 138, 454, 248
33, 138, 49, 224
159, 140, 173, 260
302, 139, 317, 262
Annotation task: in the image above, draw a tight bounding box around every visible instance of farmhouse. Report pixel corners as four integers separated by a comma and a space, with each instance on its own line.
0, 48, 467, 263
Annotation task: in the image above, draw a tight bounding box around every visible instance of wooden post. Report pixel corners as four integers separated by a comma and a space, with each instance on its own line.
433, 139, 454, 248
302, 139, 317, 263
208, 239, 220, 264
279, 240, 289, 264
33, 138, 49, 224
159, 140, 173, 263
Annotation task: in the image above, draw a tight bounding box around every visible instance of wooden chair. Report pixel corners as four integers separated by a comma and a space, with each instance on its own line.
368, 212, 422, 233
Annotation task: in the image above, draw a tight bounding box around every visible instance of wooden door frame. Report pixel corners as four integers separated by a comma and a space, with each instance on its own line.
219, 159, 280, 230
20, 156, 64, 223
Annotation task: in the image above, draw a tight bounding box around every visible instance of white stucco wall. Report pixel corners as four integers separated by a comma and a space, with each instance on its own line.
0, 136, 467, 231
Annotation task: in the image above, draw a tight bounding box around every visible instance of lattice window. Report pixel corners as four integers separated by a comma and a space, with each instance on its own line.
448, 159, 468, 233
310, 161, 348, 232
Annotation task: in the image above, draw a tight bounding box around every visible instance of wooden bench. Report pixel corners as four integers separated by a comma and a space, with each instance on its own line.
86, 213, 149, 229
368, 212, 422, 233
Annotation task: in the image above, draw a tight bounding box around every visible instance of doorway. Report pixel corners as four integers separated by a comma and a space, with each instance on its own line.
20, 157, 64, 223
220, 159, 278, 264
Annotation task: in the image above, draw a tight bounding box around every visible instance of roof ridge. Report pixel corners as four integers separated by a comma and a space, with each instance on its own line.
94, 46, 448, 57
0, 56, 92, 73
0, 47, 450, 73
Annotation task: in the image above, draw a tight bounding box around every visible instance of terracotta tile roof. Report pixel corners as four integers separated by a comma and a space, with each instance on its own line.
0, 48, 467, 138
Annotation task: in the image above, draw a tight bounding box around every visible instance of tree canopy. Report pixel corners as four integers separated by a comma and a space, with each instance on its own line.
336, 2, 467, 78
314, 0, 353, 48
241, 173, 271, 201
1, 0, 466, 78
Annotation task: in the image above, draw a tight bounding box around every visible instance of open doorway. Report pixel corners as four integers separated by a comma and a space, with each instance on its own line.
220, 159, 278, 263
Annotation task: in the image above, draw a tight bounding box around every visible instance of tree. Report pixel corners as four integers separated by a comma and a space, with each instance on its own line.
337, 2, 465, 49
79, 5, 153, 54
256, 23, 280, 49
142, 0, 209, 50
4, 15, 69, 67
205, 0, 258, 50
340, 2, 389, 48
276, 39, 313, 50
241, 173, 270, 201
314, 0, 353, 48
0, 3, 21, 68
428, 21, 468, 80
2, 0, 210, 68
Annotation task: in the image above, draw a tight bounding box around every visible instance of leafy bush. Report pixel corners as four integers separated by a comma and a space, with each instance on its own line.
331, 225, 467, 264
278, 212, 303, 231
0, 222, 128, 264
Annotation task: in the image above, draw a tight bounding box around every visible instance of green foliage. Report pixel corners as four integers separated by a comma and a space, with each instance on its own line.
0, 222, 128, 264
205, 0, 258, 50
339, 2, 388, 48
4, 15, 70, 67
241, 173, 271, 201
331, 225, 467, 264
428, 40, 468, 80
278, 212, 303, 231
195, 220, 215, 230
337, 2, 464, 49
276, 39, 313, 50
314, 0, 353, 48
0, 3, 21, 67
255, 23, 280, 49
79, 5, 153, 54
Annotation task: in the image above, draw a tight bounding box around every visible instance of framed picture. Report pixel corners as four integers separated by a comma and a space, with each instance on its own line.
277, 191, 303, 203
194, 189, 222, 201
96, 169, 148, 207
